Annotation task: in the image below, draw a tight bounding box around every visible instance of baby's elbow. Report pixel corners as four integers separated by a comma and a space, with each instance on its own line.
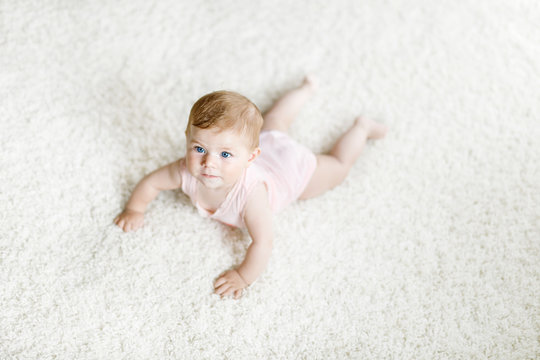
254, 237, 273, 251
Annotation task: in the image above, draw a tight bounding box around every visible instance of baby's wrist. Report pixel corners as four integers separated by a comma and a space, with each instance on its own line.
235, 269, 250, 286
125, 207, 144, 215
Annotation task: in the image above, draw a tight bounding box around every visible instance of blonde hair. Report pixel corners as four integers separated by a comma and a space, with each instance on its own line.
185, 90, 263, 149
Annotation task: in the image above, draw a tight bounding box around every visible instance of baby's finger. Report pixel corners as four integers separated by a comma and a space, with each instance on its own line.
234, 289, 243, 300
214, 277, 227, 289
215, 283, 231, 296
222, 287, 235, 298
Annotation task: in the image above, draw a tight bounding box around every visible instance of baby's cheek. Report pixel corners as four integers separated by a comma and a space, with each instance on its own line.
185, 156, 199, 175
224, 162, 245, 178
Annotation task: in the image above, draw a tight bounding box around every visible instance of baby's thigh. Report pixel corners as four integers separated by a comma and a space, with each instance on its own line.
299, 155, 349, 200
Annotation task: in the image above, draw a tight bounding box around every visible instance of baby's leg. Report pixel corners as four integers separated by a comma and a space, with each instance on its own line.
262, 76, 319, 132
299, 117, 388, 200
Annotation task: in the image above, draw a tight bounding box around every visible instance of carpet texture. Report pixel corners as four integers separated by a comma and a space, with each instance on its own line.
1, 1, 539, 358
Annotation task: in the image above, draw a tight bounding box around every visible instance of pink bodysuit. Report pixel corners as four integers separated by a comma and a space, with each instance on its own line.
179, 130, 317, 228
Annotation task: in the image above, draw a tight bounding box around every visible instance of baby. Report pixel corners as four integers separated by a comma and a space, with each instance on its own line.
114, 76, 388, 299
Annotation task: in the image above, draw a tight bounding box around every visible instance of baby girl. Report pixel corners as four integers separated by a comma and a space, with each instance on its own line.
114, 76, 388, 299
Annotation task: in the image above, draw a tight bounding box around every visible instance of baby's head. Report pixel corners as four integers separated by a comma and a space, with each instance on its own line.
185, 90, 263, 150
184, 91, 264, 189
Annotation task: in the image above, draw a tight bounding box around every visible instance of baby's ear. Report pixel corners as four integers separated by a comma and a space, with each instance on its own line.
247, 147, 261, 165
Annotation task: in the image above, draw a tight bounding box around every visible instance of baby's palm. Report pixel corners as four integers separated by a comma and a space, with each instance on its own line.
214, 270, 248, 299
114, 209, 144, 232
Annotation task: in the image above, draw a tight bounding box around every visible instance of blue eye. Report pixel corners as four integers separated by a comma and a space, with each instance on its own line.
221, 151, 232, 158
195, 146, 205, 154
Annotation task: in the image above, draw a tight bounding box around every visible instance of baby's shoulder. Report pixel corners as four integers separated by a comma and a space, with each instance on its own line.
244, 181, 269, 207
172, 157, 191, 189
174, 157, 187, 173
244, 162, 267, 184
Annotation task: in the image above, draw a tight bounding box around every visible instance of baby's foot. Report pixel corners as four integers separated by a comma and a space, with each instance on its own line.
302, 74, 319, 93
355, 116, 389, 139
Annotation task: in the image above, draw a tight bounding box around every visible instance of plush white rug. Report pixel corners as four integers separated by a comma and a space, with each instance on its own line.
1, 0, 539, 358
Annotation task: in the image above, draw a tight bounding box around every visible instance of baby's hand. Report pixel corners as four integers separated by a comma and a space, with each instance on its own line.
114, 209, 144, 232
214, 269, 249, 300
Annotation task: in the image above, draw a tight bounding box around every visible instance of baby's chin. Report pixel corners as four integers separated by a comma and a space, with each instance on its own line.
197, 175, 237, 190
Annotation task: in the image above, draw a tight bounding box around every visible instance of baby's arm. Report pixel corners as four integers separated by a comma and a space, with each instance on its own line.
214, 182, 273, 299
114, 159, 184, 232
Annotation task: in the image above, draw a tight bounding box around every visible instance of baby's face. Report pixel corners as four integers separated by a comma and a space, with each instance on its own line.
186, 126, 260, 190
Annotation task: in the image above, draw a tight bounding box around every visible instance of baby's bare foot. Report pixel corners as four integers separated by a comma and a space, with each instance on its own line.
302, 75, 319, 93
355, 116, 389, 139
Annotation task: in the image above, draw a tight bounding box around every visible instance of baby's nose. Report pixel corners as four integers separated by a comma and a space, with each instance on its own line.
202, 153, 218, 167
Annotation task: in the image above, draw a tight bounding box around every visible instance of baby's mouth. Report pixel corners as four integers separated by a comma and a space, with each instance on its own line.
202, 173, 219, 179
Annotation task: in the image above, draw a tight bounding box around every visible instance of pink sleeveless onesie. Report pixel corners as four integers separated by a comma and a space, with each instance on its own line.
180, 130, 317, 228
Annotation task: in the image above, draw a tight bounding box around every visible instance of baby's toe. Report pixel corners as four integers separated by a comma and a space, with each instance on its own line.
304, 74, 319, 91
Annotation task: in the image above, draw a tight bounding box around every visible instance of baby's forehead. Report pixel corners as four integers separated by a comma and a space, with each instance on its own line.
188, 126, 249, 148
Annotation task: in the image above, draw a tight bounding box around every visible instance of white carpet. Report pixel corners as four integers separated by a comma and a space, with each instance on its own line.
1, 0, 539, 358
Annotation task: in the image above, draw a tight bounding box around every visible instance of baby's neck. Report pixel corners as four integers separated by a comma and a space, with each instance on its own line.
196, 181, 237, 213
199, 182, 234, 196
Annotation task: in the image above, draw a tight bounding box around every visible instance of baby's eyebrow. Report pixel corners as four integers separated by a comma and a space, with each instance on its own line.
189, 138, 206, 146
189, 139, 235, 152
